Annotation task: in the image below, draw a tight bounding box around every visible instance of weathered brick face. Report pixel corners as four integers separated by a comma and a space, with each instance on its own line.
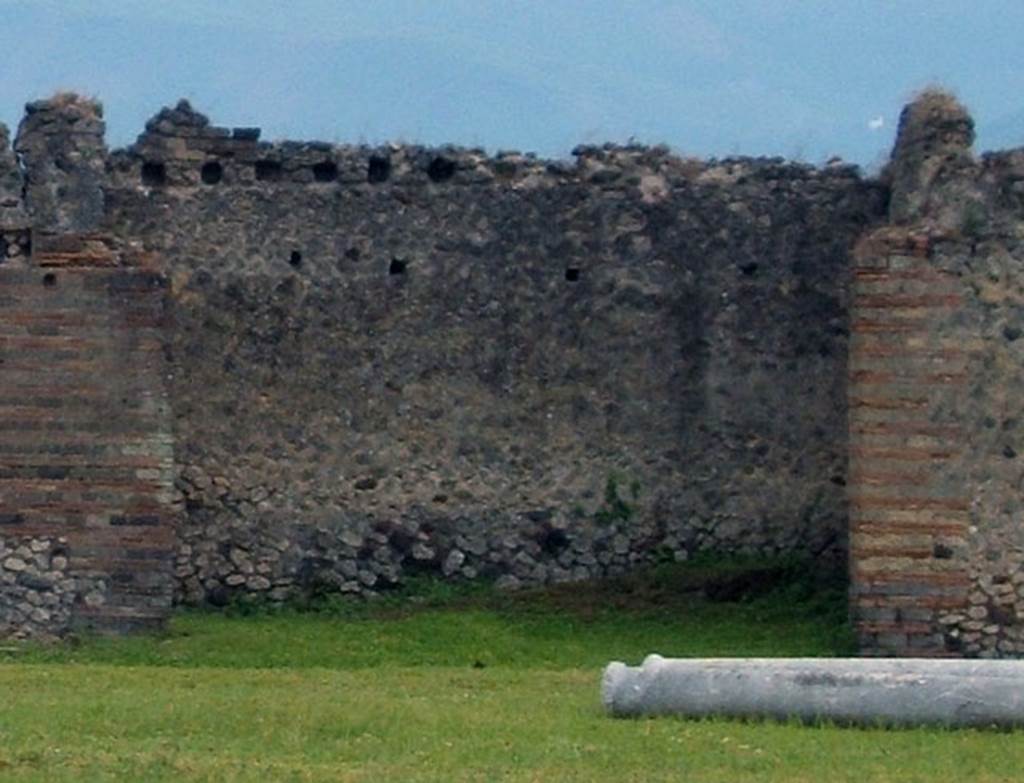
0, 232, 176, 636
848, 229, 972, 655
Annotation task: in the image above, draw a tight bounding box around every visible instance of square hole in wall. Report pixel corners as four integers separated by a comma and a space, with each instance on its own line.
313, 161, 338, 182
255, 160, 283, 182
141, 161, 167, 187
367, 155, 391, 184
201, 161, 223, 185
427, 156, 456, 182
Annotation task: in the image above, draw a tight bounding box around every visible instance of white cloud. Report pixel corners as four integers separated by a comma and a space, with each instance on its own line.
868, 116, 885, 131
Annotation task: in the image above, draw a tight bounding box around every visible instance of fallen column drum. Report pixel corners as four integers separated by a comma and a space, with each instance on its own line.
602, 655, 1024, 727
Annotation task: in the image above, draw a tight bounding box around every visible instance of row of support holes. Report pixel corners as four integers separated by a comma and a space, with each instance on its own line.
289, 252, 407, 275
288, 251, 581, 282
141, 155, 458, 187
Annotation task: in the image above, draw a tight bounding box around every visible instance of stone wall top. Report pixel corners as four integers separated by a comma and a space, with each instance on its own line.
100, 98, 869, 193
0, 94, 873, 197
0, 90, 1019, 213
13, 94, 107, 233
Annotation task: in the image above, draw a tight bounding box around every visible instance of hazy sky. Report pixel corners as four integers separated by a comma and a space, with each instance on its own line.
1, 1, 1021, 168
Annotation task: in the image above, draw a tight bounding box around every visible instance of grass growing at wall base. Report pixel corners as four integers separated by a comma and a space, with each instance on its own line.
3, 559, 1022, 782
12, 555, 855, 669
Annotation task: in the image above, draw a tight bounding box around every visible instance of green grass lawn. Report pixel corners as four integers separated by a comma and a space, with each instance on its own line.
2, 561, 1022, 782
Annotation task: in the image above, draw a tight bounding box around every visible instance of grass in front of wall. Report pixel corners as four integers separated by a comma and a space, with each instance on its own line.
11, 555, 855, 670
2, 558, 1022, 782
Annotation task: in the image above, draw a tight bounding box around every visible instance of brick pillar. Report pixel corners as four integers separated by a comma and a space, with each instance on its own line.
848, 227, 971, 655
0, 232, 176, 636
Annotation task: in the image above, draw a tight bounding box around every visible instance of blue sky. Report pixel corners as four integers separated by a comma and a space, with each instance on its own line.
1, 1, 1021, 167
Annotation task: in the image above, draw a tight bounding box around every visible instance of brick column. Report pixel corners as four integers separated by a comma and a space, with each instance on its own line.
848, 227, 971, 656
0, 233, 176, 636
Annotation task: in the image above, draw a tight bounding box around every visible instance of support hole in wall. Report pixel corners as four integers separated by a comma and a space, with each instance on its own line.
739, 262, 759, 276
42, 272, 56, 287
201, 161, 223, 185
565, 267, 580, 282
289, 250, 302, 268
367, 155, 391, 184
141, 161, 167, 187
389, 258, 407, 275
933, 542, 954, 560
255, 160, 283, 182
427, 156, 456, 182
313, 161, 338, 182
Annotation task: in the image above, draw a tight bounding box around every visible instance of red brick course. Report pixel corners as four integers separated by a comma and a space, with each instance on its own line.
0, 234, 176, 633
848, 228, 971, 656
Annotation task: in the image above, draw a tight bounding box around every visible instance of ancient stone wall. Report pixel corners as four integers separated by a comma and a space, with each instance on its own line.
6, 90, 1024, 655
92, 101, 884, 606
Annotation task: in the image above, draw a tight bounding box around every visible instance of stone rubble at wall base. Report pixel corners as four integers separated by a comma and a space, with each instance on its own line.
0, 536, 106, 639
172, 506, 787, 608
